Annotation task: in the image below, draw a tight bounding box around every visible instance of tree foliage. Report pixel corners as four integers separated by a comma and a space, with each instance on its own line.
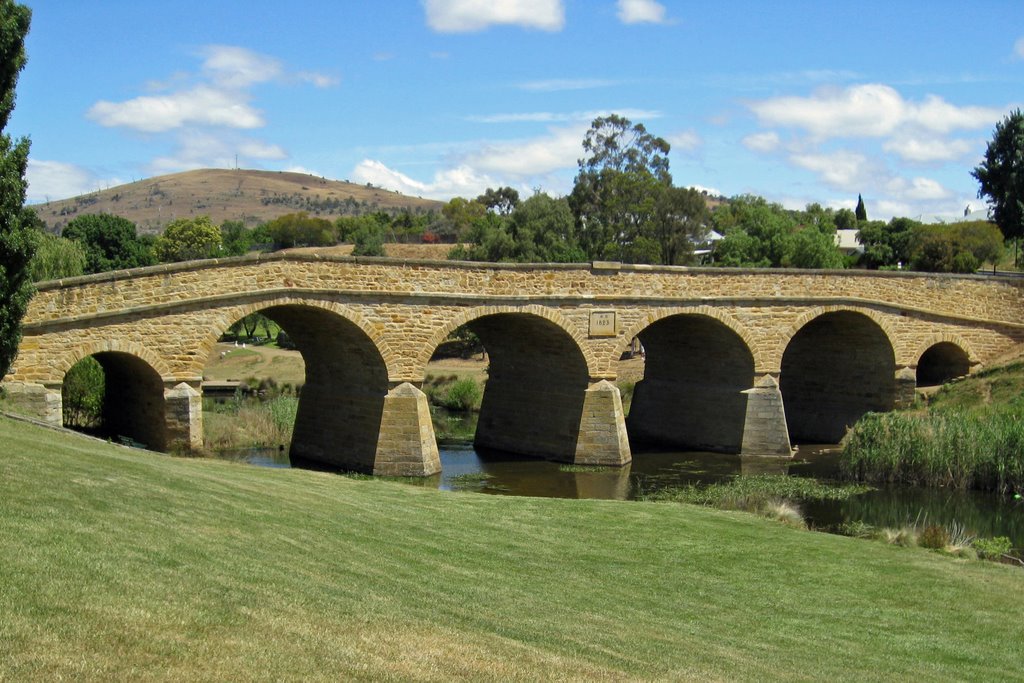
855, 194, 867, 222
220, 220, 252, 256
972, 109, 1024, 243
62, 355, 104, 429
264, 211, 334, 249
63, 213, 154, 273
450, 192, 586, 263
476, 186, 520, 216
568, 115, 706, 264
711, 196, 845, 269
0, 0, 33, 379
30, 231, 86, 281
908, 221, 1003, 273
154, 215, 222, 262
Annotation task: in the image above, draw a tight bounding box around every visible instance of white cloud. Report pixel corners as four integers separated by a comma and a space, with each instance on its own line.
463, 125, 584, 176
516, 78, 618, 92
790, 150, 872, 191
88, 45, 335, 134
149, 131, 287, 174
25, 160, 121, 203
352, 159, 495, 199
886, 176, 951, 201
467, 107, 661, 124
882, 135, 977, 163
688, 184, 722, 197
88, 85, 264, 133
617, 0, 670, 25
283, 165, 324, 177
296, 71, 339, 88
1015, 37, 1024, 59
350, 123, 591, 199
200, 45, 282, 88
742, 131, 781, 153
667, 130, 701, 153
423, 0, 564, 32
749, 83, 1002, 140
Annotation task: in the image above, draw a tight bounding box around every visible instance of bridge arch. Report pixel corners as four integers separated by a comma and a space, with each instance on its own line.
780, 308, 896, 443
56, 339, 173, 383
202, 297, 392, 472
622, 309, 756, 453
420, 305, 595, 461
416, 304, 597, 379
614, 306, 759, 370
196, 297, 400, 381
60, 348, 168, 451
912, 334, 977, 387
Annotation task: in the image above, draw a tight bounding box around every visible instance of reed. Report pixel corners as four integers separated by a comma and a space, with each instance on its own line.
841, 410, 1024, 494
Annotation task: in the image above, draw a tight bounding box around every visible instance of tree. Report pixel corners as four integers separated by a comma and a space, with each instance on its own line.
972, 110, 1024, 251
63, 213, 154, 273
855, 194, 867, 222
29, 232, 86, 281
264, 211, 334, 250
220, 220, 253, 256
0, 0, 33, 379
569, 115, 676, 261
652, 186, 708, 265
451, 192, 586, 263
476, 187, 520, 216
154, 215, 222, 262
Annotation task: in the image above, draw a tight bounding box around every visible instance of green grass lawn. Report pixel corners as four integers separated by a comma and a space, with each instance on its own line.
1, 415, 1023, 681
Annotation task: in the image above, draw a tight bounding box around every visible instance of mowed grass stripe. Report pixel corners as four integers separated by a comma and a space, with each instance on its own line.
1, 415, 1021, 681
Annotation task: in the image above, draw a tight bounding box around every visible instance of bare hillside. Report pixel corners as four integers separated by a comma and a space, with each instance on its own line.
32, 168, 445, 235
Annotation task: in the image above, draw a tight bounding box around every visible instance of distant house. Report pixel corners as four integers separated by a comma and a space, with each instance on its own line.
834, 229, 864, 256
694, 230, 723, 263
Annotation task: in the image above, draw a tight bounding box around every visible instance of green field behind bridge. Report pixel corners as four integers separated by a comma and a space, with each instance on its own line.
1, 415, 1022, 681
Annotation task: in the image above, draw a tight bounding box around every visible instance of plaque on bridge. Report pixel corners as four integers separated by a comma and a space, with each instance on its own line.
589, 310, 617, 337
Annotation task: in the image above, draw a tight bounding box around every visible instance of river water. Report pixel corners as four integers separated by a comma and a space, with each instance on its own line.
214, 442, 1024, 547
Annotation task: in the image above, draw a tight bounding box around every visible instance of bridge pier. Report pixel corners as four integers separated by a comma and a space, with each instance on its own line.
893, 367, 917, 409
573, 380, 631, 466
1, 381, 62, 425
740, 374, 793, 457
164, 381, 203, 452
373, 382, 441, 476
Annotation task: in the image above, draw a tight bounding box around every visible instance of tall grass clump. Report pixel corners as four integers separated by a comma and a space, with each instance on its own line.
841, 410, 1024, 494
203, 394, 299, 450
643, 475, 868, 529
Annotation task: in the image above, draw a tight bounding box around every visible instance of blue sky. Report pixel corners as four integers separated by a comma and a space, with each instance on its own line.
10, 0, 1024, 220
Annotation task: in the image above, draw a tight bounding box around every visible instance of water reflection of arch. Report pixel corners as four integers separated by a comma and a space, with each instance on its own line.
623, 309, 756, 454
419, 305, 593, 462
201, 297, 391, 472
780, 307, 896, 443
912, 334, 976, 387
58, 342, 169, 451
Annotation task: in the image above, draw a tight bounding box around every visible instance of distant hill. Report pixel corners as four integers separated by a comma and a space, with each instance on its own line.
31, 168, 445, 235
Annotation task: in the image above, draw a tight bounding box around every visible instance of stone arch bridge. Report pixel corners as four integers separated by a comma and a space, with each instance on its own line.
5, 254, 1024, 476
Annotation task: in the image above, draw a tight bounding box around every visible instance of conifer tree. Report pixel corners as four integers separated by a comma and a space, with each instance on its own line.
0, 0, 34, 379
855, 194, 867, 222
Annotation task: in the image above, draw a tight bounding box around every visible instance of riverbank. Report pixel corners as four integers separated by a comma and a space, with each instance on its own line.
2, 415, 1022, 680
841, 359, 1024, 493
